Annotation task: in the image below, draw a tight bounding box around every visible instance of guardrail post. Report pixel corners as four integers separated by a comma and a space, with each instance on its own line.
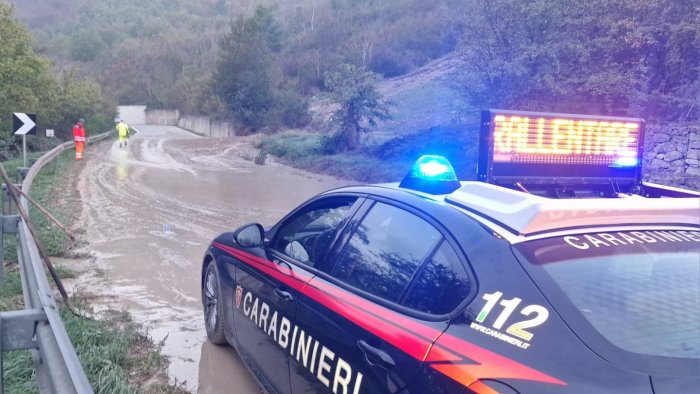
2, 184, 8, 216
0, 215, 20, 280
0, 309, 48, 394
16, 168, 29, 184
1, 184, 20, 216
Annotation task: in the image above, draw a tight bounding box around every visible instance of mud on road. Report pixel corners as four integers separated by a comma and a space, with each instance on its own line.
63, 125, 351, 393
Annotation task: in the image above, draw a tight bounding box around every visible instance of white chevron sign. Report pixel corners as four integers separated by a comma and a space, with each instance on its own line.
13, 112, 37, 135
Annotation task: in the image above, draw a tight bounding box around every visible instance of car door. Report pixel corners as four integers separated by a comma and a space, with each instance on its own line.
233, 195, 361, 393
290, 200, 468, 394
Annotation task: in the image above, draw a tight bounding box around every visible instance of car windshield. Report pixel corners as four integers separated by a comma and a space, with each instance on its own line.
516, 229, 700, 361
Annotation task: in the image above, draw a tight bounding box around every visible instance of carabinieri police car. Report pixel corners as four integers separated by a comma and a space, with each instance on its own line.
201, 109, 700, 394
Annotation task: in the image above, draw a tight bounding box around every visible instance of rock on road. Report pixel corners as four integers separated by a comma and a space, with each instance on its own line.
67, 125, 351, 392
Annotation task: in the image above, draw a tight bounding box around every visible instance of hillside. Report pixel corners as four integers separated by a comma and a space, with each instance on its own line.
10, 0, 698, 136
309, 53, 472, 144
11, 0, 463, 116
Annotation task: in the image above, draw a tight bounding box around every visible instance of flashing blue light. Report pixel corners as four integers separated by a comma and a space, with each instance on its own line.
613, 157, 638, 167
418, 160, 451, 177
399, 155, 461, 194
413, 155, 457, 180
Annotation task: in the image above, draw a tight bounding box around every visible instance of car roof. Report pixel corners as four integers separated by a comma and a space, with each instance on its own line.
322, 181, 700, 241
446, 182, 700, 235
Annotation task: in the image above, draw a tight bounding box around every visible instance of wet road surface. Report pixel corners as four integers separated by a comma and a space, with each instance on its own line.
68, 125, 351, 392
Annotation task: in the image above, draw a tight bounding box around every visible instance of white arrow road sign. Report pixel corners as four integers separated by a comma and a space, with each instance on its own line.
13, 112, 37, 135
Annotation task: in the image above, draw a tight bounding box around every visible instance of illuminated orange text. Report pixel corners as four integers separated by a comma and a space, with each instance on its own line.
492, 115, 640, 164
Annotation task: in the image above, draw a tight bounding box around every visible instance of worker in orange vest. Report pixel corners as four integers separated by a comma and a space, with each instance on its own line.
72, 118, 86, 160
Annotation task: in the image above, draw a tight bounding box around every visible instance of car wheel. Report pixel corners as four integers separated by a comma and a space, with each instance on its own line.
203, 261, 227, 345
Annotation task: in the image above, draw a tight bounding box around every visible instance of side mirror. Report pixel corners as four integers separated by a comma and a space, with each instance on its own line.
233, 223, 265, 248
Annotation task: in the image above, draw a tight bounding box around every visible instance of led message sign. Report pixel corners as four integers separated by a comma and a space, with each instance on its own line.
478, 110, 645, 184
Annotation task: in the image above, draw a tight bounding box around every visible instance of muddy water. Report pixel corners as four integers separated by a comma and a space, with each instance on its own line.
70, 125, 351, 392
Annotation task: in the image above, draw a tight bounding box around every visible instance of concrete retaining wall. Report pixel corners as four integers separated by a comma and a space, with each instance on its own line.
177, 115, 209, 135
643, 123, 700, 191
117, 106, 146, 124
177, 115, 235, 137
121, 105, 236, 137
146, 109, 179, 125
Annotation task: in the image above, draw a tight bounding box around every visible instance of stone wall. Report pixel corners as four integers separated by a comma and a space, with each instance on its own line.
643, 123, 700, 191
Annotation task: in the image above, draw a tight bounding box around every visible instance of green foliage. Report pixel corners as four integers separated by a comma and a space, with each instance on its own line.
11, 0, 697, 126
454, 0, 700, 121
69, 31, 106, 62
60, 307, 138, 394
281, 0, 464, 92
0, 269, 24, 300
372, 126, 480, 180
213, 6, 309, 131
41, 72, 116, 140
28, 149, 76, 256
259, 126, 477, 183
0, 1, 114, 160
324, 64, 392, 151
0, 1, 51, 158
258, 131, 325, 160
13, 0, 463, 116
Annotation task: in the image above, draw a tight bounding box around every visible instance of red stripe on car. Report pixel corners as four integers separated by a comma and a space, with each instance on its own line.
212, 243, 565, 388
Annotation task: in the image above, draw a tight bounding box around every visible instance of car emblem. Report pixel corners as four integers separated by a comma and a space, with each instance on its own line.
235, 285, 243, 309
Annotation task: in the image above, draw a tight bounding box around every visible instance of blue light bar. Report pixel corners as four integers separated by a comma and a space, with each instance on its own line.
399, 155, 461, 195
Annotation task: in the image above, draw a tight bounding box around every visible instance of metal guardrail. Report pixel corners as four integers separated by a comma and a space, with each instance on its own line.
1, 131, 113, 393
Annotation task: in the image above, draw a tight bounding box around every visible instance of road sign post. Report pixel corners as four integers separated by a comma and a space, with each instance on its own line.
12, 113, 37, 168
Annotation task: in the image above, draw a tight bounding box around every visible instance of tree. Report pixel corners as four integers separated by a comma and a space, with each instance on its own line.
212, 7, 280, 130
324, 64, 392, 151
213, 6, 309, 131
0, 0, 55, 157
0, 0, 114, 156
453, 0, 699, 121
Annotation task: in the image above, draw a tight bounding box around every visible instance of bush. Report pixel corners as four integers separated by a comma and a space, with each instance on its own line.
258, 131, 324, 161
277, 87, 311, 129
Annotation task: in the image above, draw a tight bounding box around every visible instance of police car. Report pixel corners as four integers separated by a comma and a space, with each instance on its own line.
201, 110, 700, 393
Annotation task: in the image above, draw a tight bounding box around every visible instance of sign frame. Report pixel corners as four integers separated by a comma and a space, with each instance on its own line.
478, 109, 645, 188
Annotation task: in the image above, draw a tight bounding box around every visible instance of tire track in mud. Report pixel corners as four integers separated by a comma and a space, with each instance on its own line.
69, 125, 350, 392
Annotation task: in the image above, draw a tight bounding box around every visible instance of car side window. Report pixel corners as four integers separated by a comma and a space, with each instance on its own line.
330, 202, 441, 303
400, 240, 471, 315
271, 197, 357, 267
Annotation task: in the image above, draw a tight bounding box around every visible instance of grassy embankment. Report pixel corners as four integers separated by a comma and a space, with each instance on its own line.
0, 149, 185, 393
258, 76, 480, 183
257, 125, 481, 184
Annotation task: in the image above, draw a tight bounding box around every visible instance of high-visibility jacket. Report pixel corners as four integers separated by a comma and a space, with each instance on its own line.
116, 122, 129, 137
72, 123, 85, 142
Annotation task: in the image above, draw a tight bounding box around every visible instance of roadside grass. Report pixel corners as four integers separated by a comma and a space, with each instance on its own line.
0, 148, 187, 394
26, 149, 77, 257
258, 125, 481, 183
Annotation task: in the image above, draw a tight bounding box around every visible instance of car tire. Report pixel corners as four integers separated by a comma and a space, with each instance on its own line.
203, 261, 227, 345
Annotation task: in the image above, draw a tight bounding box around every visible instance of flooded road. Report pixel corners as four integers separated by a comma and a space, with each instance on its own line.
68, 125, 351, 392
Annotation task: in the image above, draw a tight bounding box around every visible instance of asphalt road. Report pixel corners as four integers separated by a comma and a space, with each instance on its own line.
68, 125, 350, 392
